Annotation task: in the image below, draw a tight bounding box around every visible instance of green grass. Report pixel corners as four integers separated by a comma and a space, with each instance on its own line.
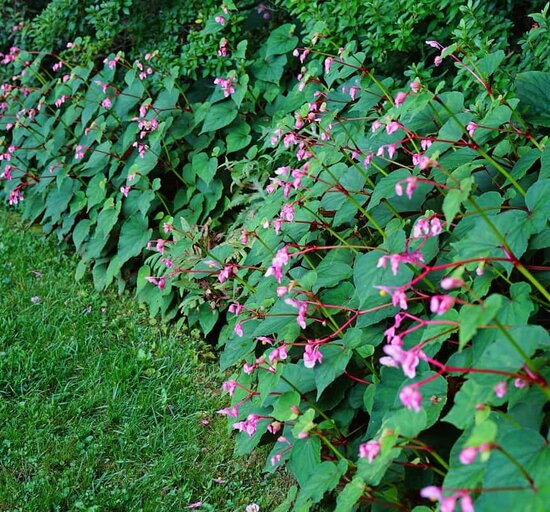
0, 211, 291, 511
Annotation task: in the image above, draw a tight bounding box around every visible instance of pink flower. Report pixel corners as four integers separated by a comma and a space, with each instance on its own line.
1, 165, 12, 180
269, 344, 288, 363
120, 185, 131, 197
381, 345, 422, 379
217, 406, 239, 417
349, 86, 360, 100
243, 363, 255, 375
75, 145, 85, 160
222, 380, 237, 396
215, 15, 226, 25
413, 216, 442, 238
359, 440, 381, 462
280, 203, 294, 222
144, 276, 166, 290
441, 496, 458, 512
460, 494, 475, 512
233, 414, 260, 436
466, 122, 478, 137
430, 295, 455, 315
324, 57, 333, 74
103, 55, 120, 69
392, 289, 408, 310
218, 264, 235, 283
101, 97, 112, 109
421, 487, 474, 512
399, 384, 422, 412
441, 277, 463, 290
395, 177, 417, 199
394, 91, 407, 107
494, 380, 508, 398
420, 486, 442, 501
276, 286, 288, 297
426, 40, 443, 49
514, 378, 527, 389
54, 95, 69, 108
410, 81, 421, 93
265, 247, 290, 283
434, 55, 443, 66
234, 322, 244, 337
386, 121, 400, 134
246, 504, 260, 512
214, 76, 235, 97
218, 38, 228, 57
8, 188, 24, 205
303, 344, 323, 368
132, 141, 149, 158
459, 446, 478, 465
421, 139, 432, 150
371, 120, 383, 132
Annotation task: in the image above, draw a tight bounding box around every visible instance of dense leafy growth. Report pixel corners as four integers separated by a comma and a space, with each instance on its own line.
1, 0, 550, 510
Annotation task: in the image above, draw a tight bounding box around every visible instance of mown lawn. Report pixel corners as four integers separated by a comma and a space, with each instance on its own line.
0, 211, 291, 511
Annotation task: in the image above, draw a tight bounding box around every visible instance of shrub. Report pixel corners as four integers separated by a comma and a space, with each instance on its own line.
158, 17, 550, 512
1, 2, 550, 510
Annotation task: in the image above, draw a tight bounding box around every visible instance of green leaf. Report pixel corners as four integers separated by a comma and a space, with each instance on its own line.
117, 215, 152, 265
294, 461, 346, 507
497, 283, 534, 325
367, 169, 410, 211
273, 486, 298, 512
525, 179, 550, 231
516, 71, 550, 127
271, 391, 301, 421
476, 50, 505, 77
198, 302, 219, 335
443, 379, 496, 429
251, 54, 287, 84
476, 325, 549, 371
266, 24, 298, 57
288, 435, 321, 487
201, 101, 238, 133
541, 144, 550, 180
465, 419, 497, 447
312, 250, 353, 293
482, 428, 548, 489
43, 178, 77, 224
443, 177, 473, 224
291, 408, 316, 440
73, 219, 91, 251
226, 122, 251, 153
313, 345, 353, 399
459, 294, 503, 349
86, 174, 107, 211
335, 477, 366, 512
192, 152, 218, 185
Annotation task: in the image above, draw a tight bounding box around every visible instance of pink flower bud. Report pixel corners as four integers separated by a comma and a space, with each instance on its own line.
410, 81, 421, 93
459, 446, 478, 465
440, 277, 463, 290
494, 380, 508, 398
359, 440, 381, 462
399, 384, 422, 412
